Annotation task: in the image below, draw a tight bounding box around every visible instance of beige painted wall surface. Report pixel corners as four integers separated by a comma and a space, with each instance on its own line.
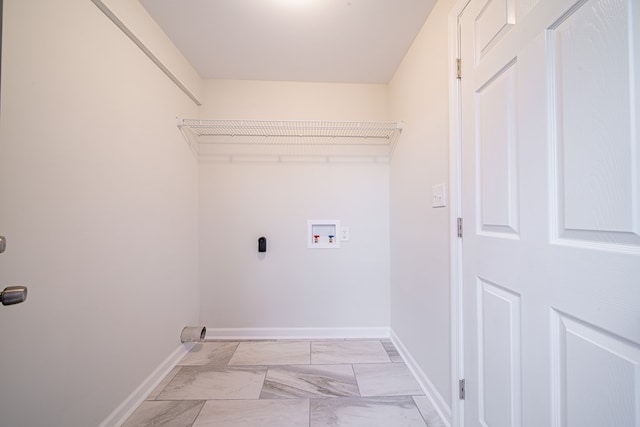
98, 0, 203, 103
200, 79, 389, 121
0, 0, 200, 425
198, 80, 391, 330
389, 0, 456, 418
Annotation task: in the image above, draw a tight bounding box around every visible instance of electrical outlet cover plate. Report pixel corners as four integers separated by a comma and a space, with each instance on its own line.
341, 226, 349, 241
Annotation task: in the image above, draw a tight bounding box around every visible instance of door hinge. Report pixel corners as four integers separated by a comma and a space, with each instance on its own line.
457, 217, 463, 238
456, 58, 462, 79
459, 379, 466, 400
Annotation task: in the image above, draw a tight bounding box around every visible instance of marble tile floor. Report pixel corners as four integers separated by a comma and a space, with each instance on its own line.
123, 339, 446, 427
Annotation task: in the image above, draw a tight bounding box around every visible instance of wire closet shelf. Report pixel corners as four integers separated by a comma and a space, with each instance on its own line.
177, 119, 403, 157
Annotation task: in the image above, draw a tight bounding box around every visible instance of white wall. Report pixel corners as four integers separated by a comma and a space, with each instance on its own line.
0, 0, 200, 425
200, 79, 390, 121
389, 0, 456, 418
198, 80, 391, 332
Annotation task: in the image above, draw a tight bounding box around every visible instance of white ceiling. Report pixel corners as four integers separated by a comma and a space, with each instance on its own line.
138, 0, 436, 84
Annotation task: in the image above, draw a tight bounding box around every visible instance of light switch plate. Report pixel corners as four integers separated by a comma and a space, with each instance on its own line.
432, 183, 447, 208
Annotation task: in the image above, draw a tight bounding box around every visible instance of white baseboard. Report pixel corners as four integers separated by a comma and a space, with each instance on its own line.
98, 342, 194, 427
390, 329, 453, 427
205, 326, 390, 340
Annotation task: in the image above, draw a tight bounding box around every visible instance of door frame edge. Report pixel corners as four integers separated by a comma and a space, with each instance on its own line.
448, 1, 471, 426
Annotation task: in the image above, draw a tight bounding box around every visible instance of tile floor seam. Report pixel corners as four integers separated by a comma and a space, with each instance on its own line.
189, 400, 206, 427
350, 363, 363, 398
412, 395, 430, 426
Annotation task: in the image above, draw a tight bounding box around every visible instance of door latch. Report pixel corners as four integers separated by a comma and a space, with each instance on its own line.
1, 286, 28, 306
0, 236, 6, 254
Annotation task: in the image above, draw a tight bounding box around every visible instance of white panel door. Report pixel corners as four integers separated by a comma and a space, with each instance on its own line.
459, 0, 640, 426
